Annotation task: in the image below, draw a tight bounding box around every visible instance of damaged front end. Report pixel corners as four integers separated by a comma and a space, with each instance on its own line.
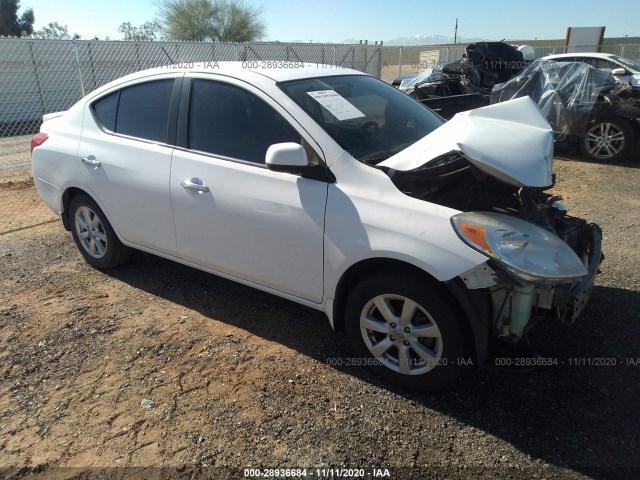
379, 97, 603, 344
451, 209, 601, 342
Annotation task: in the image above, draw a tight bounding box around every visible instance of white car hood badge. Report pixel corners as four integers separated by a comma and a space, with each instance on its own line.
379, 97, 555, 188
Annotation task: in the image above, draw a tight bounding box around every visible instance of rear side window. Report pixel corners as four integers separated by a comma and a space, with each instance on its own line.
116, 80, 174, 143
92, 79, 175, 143
188, 79, 300, 164
93, 92, 118, 131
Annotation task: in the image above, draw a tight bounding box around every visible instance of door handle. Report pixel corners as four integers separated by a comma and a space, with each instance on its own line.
81, 156, 101, 167
181, 179, 210, 193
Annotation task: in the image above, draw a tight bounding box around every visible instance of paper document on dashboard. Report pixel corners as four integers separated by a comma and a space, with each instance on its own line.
307, 90, 365, 121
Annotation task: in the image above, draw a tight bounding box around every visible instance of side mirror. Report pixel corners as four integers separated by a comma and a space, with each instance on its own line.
611, 68, 626, 76
265, 142, 308, 173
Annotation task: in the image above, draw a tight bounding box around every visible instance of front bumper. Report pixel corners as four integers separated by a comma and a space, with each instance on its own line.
553, 223, 603, 324
453, 222, 602, 366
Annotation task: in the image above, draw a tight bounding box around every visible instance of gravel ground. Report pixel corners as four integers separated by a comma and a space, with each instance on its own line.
0, 154, 639, 480
0, 136, 32, 181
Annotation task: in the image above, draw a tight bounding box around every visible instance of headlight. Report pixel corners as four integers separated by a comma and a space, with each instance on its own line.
451, 212, 587, 284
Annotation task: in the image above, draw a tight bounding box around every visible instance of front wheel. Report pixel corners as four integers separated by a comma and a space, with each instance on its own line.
579, 117, 635, 163
344, 274, 471, 391
69, 194, 132, 269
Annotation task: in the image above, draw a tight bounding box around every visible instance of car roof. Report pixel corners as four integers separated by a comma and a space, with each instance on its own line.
79, 61, 369, 104
543, 53, 617, 60
128, 61, 366, 83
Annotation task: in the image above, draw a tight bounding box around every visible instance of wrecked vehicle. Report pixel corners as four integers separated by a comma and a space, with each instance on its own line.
542, 52, 640, 86
406, 48, 640, 163
31, 63, 601, 391
492, 60, 640, 163
403, 41, 529, 117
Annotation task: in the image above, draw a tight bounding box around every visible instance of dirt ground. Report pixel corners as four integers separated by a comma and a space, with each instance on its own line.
0, 136, 33, 182
1, 153, 639, 480
380, 65, 422, 84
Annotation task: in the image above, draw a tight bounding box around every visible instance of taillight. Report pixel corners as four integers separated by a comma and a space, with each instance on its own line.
30, 133, 49, 155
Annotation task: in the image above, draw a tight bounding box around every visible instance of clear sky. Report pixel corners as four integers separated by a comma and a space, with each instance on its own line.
19, 0, 640, 42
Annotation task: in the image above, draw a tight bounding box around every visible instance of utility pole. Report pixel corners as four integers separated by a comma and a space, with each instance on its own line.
454, 17, 458, 44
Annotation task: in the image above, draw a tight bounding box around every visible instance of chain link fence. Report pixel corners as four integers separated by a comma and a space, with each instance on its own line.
0, 38, 383, 179
2, 37, 640, 179
381, 39, 640, 84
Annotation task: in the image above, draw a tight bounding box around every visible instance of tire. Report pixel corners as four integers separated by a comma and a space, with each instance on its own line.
579, 117, 635, 163
69, 194, 132, 269
344, 274, 471, 391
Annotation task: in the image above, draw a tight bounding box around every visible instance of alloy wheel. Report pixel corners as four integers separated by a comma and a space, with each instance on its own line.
584, 122, 626, 160
74, 206, 107, 259
360, 294, 443, 375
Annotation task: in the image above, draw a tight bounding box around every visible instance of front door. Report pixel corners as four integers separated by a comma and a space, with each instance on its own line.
170, 78, 328, 302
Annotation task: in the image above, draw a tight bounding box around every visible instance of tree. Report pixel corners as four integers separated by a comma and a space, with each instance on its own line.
212, 0, 264, 42
158, 0, 265, 42
0, 0, 35, 37
16, 4, 32, 35
118, 20, 163, 41
32, 21, 80, 40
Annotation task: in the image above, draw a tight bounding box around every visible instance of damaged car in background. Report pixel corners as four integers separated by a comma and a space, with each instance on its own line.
400, 42, 640, 163
492, 59, 640, 163
401, 41, 531, 118
541, 52, 640, 86
31, 64, 601, 391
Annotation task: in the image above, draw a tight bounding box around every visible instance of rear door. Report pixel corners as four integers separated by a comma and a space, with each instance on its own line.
78, 74, 182, 253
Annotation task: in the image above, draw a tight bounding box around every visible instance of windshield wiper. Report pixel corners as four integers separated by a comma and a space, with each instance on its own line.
362, 156, 391, 165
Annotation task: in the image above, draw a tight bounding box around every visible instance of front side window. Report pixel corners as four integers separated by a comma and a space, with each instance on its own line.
279, 75, 443, 164
188, 79, 300, 164
611, 55, 640, 72
92, 79, 174, 143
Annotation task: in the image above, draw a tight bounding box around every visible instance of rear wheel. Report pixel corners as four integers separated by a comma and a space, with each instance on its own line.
69, 195, 132, 269
344, 274, 471, 391
579, 117, 635, 163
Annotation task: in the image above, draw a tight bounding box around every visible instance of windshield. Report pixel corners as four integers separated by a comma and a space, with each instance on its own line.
279, 75, 443, 164
400, 67, 434, 91
611, 55, 640, 72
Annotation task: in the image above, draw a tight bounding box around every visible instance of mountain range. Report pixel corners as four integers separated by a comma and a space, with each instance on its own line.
340, 34, 488, 46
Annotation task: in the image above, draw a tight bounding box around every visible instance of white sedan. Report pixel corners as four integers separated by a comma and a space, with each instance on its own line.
542, 52, 640, 85
31, 62, 602, 390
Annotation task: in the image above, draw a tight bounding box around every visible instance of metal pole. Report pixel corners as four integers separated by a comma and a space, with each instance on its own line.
398, 46, 403, 78
72, 40, 86, 97
135, 42, 142, 71
88, 42, 97, 91
29, 42, 46, 116
454, 18, 458, 44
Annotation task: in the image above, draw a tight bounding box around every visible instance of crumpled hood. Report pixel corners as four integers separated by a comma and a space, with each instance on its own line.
378, 97, 555, 187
